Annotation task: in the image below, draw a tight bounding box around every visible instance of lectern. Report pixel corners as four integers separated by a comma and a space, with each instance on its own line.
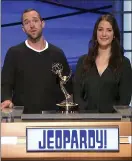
1, 108, 132, 161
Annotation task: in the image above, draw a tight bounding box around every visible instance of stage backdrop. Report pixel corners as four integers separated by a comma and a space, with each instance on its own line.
2, 0, 130, 72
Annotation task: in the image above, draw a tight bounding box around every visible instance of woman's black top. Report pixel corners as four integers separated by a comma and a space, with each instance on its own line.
73, 55, 132, 113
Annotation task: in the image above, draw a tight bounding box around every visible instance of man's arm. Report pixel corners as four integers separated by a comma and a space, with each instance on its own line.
1, 47, 16, 108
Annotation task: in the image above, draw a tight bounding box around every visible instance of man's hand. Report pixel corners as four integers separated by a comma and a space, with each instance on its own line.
1, 100, 13, 109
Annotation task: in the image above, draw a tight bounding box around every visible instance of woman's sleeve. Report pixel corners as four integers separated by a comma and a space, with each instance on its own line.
73, 55, 88, 111
118, 57, 132, 105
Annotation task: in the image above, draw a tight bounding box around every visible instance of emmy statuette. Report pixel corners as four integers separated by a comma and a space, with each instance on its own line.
52, 63, 78, 113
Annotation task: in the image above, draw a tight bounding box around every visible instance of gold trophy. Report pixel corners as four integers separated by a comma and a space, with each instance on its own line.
52, 63, 78, 113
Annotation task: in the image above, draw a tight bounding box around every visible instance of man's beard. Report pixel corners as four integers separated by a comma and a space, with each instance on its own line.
27, 31, 42, 42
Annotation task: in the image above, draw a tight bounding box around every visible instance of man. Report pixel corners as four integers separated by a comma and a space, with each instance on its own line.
1, 8, 72, 113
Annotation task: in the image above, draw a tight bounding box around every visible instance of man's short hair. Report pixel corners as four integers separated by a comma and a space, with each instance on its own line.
21, 8, 43, 24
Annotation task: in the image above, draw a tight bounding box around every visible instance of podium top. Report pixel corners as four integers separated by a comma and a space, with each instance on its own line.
113, 105, 132, 116
1, 106, 132, 121
21, 113, 122, 120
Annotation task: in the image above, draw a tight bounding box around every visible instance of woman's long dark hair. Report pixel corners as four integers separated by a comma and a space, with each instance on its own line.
83, 14, 123, 72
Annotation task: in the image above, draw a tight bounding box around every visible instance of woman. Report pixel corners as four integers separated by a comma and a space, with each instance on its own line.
73, 14, 132, 113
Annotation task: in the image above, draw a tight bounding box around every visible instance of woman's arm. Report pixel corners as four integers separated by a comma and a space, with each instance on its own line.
118, 57, 132, 105
73, 55, 88, 111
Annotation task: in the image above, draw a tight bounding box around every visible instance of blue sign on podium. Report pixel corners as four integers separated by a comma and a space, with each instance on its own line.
26, 127, 119, 152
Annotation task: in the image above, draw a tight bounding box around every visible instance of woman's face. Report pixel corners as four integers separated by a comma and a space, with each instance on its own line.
97, 20, 114, 49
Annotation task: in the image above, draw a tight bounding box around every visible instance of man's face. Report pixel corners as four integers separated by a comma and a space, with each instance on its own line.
22, 11, 44, 40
